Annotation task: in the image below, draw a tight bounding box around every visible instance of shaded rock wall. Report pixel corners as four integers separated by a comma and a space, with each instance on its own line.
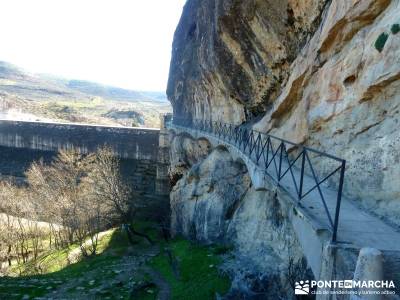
169, 135, 312, 297
169, 133, 211, 185
168, 0, 400, 226
171, 147, 251, 241
167, 0, 328, 123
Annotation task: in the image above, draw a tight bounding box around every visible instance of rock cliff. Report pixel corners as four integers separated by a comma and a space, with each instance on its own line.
168, 0, 400, 226
167, 0, 400, 297
170, 143, 310, 297
167, 0, 329, 123
253, 0, 400, 227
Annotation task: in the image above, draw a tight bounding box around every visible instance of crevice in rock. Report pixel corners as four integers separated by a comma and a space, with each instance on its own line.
360, 73, 400, 103
353, 120, 382, 138
343, 74, 357, 86
224, 185, 251, 221
266, 192, 284, 229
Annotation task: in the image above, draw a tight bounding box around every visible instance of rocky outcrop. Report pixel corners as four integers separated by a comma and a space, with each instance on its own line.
167, 0, 328, 123
170, 145, 310, 297
171, 147, 251, 241
253, 0, 399, 225
167, 0, 400, 298
169, 133, 211, 185
168, 0, 400, 226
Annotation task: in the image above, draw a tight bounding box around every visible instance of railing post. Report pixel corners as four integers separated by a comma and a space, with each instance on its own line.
278, 143, 283, 181
332, 160, 346, 243
265, 138, 270, 169
172, 117, 346, 244
244, 130, 249, 152
298, 150, 306, 201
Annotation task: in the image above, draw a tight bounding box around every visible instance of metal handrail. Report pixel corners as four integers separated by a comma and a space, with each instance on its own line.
167, 117, 346, 243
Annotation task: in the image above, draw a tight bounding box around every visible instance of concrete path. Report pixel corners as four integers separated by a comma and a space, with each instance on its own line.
271, 154, 400, 252
171, 124, 400, 253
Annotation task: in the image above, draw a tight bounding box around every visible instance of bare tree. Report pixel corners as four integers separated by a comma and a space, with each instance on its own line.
25, 150, 103, 256
0, 146, 152, 269
86, 147, 153, 244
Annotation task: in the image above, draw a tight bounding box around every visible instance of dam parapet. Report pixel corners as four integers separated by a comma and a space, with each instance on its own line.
0, 119, 159, 160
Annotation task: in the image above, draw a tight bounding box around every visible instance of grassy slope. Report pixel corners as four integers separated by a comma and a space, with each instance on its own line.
0, 61, 171, 128
150, 240, 231, 300
0, 223, 231, 300
1, 229, 131, 299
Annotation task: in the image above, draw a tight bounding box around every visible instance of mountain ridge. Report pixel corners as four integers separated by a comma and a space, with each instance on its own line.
0, 61, 171, 127
0, 61, 168, 103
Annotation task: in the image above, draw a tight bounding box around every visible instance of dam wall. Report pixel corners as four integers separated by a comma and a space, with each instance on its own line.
0, 119, 168, 201
0, 120, 159, 160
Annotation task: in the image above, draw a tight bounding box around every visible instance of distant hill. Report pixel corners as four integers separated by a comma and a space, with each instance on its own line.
139, 91, 168, 102
66, 80, 146, 102
0, 61, 171, 127
0, 61, 25, 79
0, 61, 168, 103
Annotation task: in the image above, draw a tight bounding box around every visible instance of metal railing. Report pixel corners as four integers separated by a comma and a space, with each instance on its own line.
168, 117, 346, 243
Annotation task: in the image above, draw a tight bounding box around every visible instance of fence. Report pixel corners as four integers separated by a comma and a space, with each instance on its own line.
168, 117, 346, 242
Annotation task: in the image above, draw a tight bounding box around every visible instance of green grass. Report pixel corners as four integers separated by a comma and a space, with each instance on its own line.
149, 239, 231, 300
0, 223, 232, 299
0, 228, 132, 299
10, 228, 119, 276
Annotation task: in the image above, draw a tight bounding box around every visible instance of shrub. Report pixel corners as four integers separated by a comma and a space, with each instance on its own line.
374, 32, 389, 52
391, 24, 400, 34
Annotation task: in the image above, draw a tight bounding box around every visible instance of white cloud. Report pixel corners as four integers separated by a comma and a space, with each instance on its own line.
0, 0, 186, 91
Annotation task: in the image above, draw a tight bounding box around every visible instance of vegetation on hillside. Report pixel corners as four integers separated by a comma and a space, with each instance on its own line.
0, 61, 171, 128
0, 223, 231, 299
0, 147, 145, 272
0, 148, 232, 299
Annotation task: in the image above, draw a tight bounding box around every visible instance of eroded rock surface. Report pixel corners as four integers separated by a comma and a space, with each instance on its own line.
169, 134, 211, 185
167, 0, 400, 298
170, 144, 310, 297
167, 0, 328, 123
253, 0, 399, 225
168, 0, 400, 226
171, 147, 250, 241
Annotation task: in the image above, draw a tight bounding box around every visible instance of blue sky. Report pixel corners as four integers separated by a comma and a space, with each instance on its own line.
0, 0, 186, 91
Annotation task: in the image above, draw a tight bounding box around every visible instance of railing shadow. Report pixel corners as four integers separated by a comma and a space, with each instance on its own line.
168, 118, 346, 243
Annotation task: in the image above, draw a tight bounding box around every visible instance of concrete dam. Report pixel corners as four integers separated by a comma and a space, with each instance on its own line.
0, 120, 159, 160
0, 119, 170, 199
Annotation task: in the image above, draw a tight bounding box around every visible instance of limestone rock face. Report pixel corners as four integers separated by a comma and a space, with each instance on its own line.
167, 0, 327, 123
170, 146, 307, 296
170, 147, 251, 241
167, 0, 400, 296
253, 0, 399, 224
168, 0, 400, 226
168, 134, 211, 185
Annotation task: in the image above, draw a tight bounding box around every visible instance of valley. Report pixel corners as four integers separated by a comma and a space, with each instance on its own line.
0, 224, 230, 300
0, 61, 171, 128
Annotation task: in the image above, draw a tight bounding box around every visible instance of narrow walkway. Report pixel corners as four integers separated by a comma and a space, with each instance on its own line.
171, 124, 400, 253
279, 163, 400, 251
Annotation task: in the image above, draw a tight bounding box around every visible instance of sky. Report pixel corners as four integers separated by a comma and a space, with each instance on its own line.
0, 0, 186, 91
